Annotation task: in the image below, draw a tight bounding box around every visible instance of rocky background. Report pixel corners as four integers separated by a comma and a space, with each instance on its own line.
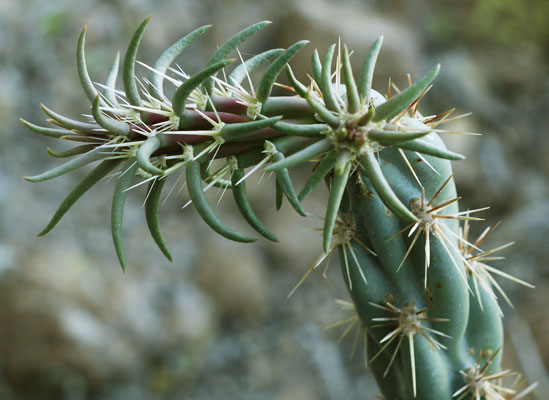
1, 0, 548, 399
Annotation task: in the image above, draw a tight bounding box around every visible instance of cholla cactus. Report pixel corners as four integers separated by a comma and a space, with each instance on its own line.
22, 18, 536, 399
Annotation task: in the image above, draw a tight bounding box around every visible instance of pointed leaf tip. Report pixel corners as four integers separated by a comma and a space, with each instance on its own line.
77, 25, 101, 104
123, 17, 151, 107
149, 24, 212, 100
255, 40, 308, 104
358, 36, 383, 102
202, 21, 271, 94
319, 43, 341, 113
36, 159, 121, 237
145, 178, 173, 261
373, 64, 440, 123
186, 160, 257, 243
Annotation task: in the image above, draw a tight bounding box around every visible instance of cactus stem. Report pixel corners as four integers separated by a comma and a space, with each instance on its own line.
453, 349, 513, 400
386, 178, 488, 288
289, 213, 375, 297
460, 219, 534, 311
370, 300, 450, 398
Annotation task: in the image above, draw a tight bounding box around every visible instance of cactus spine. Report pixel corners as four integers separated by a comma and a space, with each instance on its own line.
22, 19, 536, 399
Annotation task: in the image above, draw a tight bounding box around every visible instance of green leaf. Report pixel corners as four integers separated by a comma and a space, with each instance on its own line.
77, 26, 100, 104
92, 95, 131, 136
320, 44, 342, 113
111, 159, 138, 271
137, 135, 164, 175
373, 64, 440, 122
288, 65, 340, 127
123, 17, 151, 107
40, 104, 99, 134
220, 116, 282, 141
235, 136, 315, 169
150, 25, 212, 100
25, 147, 107, 182
20, 118, 78, 139
145, 178, 173, 261
275, 178, 283, 210
323, 151, 352, 252
231, 168, 278, 242
342, 45, 360, 114
397, 138, 465, 160
105, 51, 121, 108
47, 145, 95, 158
186, 160, 256, 243
311, 49, 322, 83
172, 59, 234, 118
37, 159, 121, 236
271, 152, 306, 216
366, 129, 431, 145
305, 90, 341, 128
255, 40, 309, 104
202, 21, 271, 94
229, 48, 283, 87
298, 151, 337, 201
285, 65, 308, 97
357, 151, 418, 222
265, 138, 331, 171
357, 36, 383, 102
272, 121, 329, 137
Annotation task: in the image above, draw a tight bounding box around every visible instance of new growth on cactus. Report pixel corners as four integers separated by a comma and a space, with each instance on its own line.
22, 18, 537, 399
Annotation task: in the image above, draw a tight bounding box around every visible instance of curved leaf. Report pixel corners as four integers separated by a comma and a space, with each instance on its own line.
255, 40, 309, 104
367, 129, 431, 145
37, 159, 121, 236
186, 160, 256, 243
271, 152, 306, 216
25, 147, 107, 182
373, 64, 440, 122
265, 138, 331, 171
145, 178, 173, 261
111, 159, 138, 271
123, 17, 151, 107
47, 145, 96, 158
77, 26, 101, 103
357, 36, 383, 102
311, 49, 322, 83
228, 48, 283, 87
231, 168, 278, 242
92, 95, 131, 136
172, 59, 234, 118
202, 21, 271, 94
342, 45, 360, 114
40, 104, 99, 134
137, 135, 164, 175
397, 138, 465, 160
358, 151, 418, 222
20, 118, 78, 139
320, 44, 341, 113
150, 25, 212, 100
104, 51, 121, 108
323, 151, 352, 252
273, 121, 328, 137
298, 151, 337, 201
220, 116, 282, 141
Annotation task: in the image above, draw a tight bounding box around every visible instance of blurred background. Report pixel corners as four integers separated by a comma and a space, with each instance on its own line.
1, 0, 548, 399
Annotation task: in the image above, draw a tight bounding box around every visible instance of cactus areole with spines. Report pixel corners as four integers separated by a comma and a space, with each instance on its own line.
22, 19, 537, 399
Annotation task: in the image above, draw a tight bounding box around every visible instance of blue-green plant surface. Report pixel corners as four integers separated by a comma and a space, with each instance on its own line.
21, 18, 537, 400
